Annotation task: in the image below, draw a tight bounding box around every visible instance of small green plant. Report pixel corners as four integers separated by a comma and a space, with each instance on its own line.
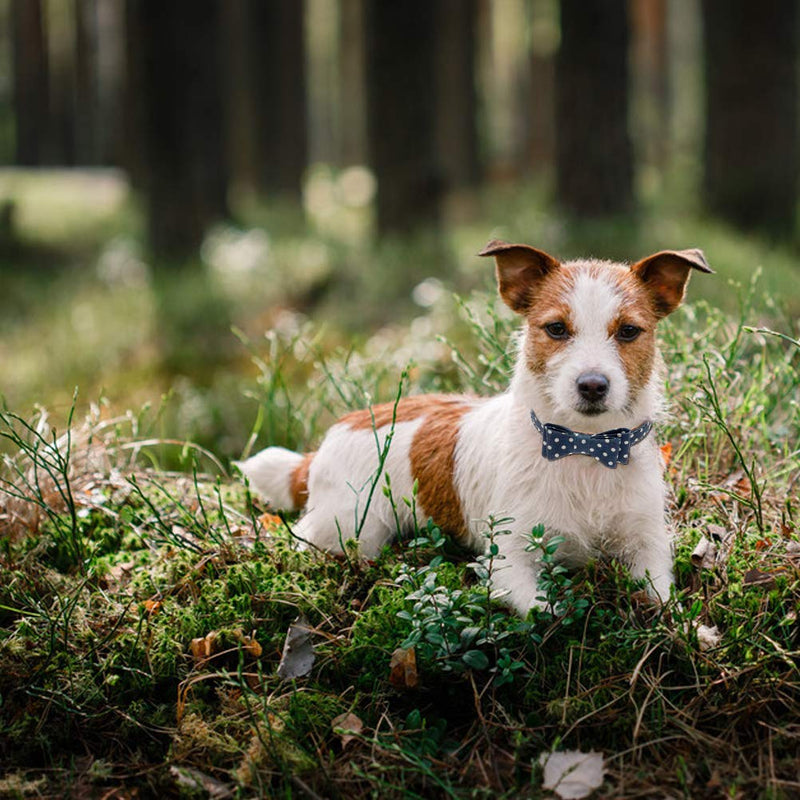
396, 516, 529, 678
526, 525, 590, 625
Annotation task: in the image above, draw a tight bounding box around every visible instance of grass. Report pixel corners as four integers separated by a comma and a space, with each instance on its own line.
1, 267, 798, 797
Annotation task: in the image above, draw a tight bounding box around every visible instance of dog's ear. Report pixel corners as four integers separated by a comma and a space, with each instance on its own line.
631, 249, 713, 317
478, 240, 561, 314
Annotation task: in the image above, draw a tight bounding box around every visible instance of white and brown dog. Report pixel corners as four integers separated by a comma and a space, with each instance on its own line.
238, 241, 712, 615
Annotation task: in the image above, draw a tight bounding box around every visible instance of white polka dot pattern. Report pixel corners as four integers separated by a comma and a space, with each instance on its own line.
530, 410, 653, 469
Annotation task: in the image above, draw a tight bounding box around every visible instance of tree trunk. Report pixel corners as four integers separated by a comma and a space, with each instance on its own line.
630, 0, 669, 174
75, 0, 98, 164
365, 0, 442, 234
555, 0, 633, 216
338, 0, 366, 166
527, 0, 558, 174
702, 0, 798, 237
127, 0, 230, 261
436, 0, 481, 190
11, 0, 49, 166
246, 0, 308, 198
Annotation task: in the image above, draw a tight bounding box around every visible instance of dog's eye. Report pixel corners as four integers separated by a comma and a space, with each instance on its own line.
544, 322, 569, 340
617, 324, 642, 342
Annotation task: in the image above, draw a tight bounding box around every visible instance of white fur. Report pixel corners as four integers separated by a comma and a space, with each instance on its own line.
292, 420, 423, 559
244, 266, 676, 616
236, 447, 306, 510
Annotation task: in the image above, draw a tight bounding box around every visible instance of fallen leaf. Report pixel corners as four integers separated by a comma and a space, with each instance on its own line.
170, 765, 234, 799
691, 536, 717, 570
660, 442, 672, 468
234, 630, 263, 659
539, 750, 605, 799
258, 512, 283, 529
696, 624, 721, 651
754, 539, 770, 551
143, 598, 162, 616
190, 631, 219, 662
277, 616, 315, 679
331, 712, 364, 748
743, 569, 778, 589
389, 647, 418, 689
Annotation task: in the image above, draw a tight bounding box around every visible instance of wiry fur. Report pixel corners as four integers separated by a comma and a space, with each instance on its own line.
238, 242, 712, 615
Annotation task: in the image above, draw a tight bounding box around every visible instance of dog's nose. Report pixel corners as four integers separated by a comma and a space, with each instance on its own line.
577, 372, 609, 402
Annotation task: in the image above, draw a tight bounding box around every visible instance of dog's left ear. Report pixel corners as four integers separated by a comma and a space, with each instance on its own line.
631, 249, 714, 317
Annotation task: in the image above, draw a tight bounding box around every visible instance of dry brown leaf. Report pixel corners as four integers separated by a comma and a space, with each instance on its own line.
691, 536, 717, 570
389, 647, 418, 689
331, 712, 364, 748
143, 598, 162, 616
189, 631, 219, 662
743, 569, 778, 589
234, 630, 263, 659
258, 512, 283, 529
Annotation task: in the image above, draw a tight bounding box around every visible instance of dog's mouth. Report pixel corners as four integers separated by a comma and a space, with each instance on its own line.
575, 400, 608, 417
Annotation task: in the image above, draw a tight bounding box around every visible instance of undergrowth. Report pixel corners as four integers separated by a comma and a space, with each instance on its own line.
1, 280, 798, 798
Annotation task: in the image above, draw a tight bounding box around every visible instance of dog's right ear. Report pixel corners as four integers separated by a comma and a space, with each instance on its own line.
478, 240, 561, 313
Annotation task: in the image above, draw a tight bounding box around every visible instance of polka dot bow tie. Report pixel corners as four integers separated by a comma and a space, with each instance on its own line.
530, 410, 653, 469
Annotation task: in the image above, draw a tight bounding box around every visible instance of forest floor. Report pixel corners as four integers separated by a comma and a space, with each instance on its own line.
0, 171, 799, 797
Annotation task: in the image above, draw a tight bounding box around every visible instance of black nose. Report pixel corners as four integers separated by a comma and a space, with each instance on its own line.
577, 372, 609, 402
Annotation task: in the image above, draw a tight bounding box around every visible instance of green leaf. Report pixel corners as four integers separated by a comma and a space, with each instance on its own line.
462, 650, 489, 670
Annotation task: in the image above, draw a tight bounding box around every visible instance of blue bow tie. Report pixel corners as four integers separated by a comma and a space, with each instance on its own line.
530, 410, 653, 469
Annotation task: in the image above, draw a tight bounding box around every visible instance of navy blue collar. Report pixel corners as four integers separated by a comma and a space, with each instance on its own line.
530, 410, 653, 469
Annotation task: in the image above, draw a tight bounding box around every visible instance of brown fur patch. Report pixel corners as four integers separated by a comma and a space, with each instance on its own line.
290, 452, 315, 510
608, 267, 660, 397
409, 401, 473, 540
340, 395, 467, 431
522, 268, 578, 373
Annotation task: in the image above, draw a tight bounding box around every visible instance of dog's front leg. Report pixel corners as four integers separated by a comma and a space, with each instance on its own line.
624, 518, 675, 603
490, 534, 549, 616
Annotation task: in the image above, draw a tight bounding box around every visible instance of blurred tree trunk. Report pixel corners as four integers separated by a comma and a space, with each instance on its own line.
527, 0, 558, 174
338, 0, 366, 165
11, 0, 49, 166
555, 0, 633, 216
365, 0, 442, 234
122, 0, 146, 188
75, 0, 98, 164
630, 0, 669, 181
436, 0, 481, 190
247, 0, 308, 198
223, 0, 258, 192
127, 0, 230, 261
702, 1, 798, 237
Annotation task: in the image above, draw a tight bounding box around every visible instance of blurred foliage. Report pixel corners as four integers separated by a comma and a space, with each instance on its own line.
0, 168, 798, 467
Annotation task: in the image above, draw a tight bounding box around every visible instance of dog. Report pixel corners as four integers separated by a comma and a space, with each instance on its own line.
238, 240, 712, 615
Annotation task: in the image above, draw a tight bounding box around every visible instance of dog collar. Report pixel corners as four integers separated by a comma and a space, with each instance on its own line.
530, 410, 653, 469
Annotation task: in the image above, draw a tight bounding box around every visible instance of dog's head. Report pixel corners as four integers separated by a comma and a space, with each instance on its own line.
479, 240, 713, 425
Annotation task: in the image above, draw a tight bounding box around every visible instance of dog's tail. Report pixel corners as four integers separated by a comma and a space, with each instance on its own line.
235, 447, 315, 512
